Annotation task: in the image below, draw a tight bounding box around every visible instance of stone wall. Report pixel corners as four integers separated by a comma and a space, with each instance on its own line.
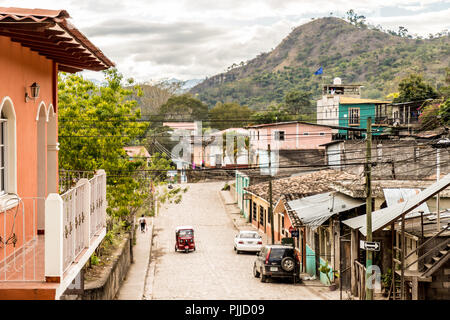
82, 233, 132, 300
62, 233, 132, 300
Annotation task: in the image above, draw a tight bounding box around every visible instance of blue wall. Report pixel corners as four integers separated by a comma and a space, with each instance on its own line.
306, 244, 316, 276
306, 244, 334, 285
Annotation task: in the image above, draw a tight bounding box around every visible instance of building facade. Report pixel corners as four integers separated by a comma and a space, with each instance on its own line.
0, 7, 113, 299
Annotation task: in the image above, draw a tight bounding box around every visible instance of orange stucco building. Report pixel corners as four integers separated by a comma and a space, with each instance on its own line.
0, 7, 113, 299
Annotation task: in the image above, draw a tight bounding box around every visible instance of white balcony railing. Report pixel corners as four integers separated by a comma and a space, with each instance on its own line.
0, 170, 107, 283
0, 197, 41, 281
89, 172, 106, 240
45, 170, 107, 281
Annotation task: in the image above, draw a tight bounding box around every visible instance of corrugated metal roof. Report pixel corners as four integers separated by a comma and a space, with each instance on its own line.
383, 188, 430, 217
342, 174, 450, 236
287, 192, 364, 228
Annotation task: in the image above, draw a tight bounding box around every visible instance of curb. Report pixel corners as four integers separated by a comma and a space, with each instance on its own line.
217, 190, 241, 231
142, 218, 155, 300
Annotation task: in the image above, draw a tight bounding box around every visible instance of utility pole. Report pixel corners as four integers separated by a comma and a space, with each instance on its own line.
268, 144, 275, 244
436, 147, 441, 232
365, 117, 373, 300
432, 138, 450, 231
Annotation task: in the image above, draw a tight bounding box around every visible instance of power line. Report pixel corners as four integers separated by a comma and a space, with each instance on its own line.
60, 149, 445, 174
58, 97, 443, 119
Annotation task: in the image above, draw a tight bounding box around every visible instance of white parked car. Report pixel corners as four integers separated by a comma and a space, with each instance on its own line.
234, 230, 263, 254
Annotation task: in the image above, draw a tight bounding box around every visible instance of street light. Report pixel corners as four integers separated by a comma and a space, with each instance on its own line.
25, 82, 40, 102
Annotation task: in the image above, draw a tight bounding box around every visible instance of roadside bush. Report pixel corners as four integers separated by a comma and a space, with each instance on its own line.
419, 102, 442, 130
90, 253, 99, 266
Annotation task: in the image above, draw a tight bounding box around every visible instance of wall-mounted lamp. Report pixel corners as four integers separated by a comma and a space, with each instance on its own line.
25, 82, 40, 102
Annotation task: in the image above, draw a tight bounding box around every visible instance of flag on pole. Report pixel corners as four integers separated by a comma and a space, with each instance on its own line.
314, 67, 323, 75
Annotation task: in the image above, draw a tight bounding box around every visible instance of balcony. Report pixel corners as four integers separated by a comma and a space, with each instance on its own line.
0, 170, 107, 299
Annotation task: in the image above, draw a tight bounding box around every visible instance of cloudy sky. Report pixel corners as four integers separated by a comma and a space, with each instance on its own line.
1, 0, 449, 83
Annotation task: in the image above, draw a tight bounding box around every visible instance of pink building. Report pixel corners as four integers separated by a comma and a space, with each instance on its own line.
247, 121, 335, 151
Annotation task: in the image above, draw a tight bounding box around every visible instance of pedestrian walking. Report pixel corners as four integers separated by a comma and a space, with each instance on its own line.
139, 214, 147, 233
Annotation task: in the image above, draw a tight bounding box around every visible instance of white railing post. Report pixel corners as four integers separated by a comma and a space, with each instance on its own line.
97, 170, 107, 229
77, 178, 91, 248
45, 193, 64, 283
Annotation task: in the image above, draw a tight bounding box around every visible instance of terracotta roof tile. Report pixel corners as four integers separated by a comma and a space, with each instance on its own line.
0, 7, 114, 72
245, 169, 360, 203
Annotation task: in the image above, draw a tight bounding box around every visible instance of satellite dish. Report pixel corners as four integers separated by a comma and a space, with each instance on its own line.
333, 77, 342, 85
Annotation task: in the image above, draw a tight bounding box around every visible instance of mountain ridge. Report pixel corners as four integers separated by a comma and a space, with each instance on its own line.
190, 17, 450, 110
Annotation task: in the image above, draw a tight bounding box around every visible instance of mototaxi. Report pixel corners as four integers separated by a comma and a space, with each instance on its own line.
175, 226, 195, 253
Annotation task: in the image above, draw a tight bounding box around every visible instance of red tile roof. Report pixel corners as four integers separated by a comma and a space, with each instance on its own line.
0, 7, 114, 72
245, 169, 360, 203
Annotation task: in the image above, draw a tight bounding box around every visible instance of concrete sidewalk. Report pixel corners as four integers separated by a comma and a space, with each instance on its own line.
115, 217, 153, 300
218, 189, 268, 245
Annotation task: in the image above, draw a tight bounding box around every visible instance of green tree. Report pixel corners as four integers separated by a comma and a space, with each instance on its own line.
208, 102, 253, 130
58, 69, 184, 229
438, 68, 450, 99
439, 98, 450, 125
393, 74, 439, 103
419, 101, 442, 130
221, 130, 250, 164
131, 80, 181, 115
158, 93, 208, 121
284, 90, 312, 115
346, 9, 367, 28
250, 104, 293, 124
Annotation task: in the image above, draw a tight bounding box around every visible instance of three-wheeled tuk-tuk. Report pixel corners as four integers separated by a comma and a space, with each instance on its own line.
175, 225, 195, 253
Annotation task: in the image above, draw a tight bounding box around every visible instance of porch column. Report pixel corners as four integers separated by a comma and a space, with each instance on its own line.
47, 143, 59, 194
412, 276, 419, 300
333, 220, 340, 280
45, 193, 64, 282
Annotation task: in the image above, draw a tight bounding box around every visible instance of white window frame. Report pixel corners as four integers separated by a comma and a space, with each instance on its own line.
274, 130, 285, 141
0, 97, 17, 210
349, 108, 360, 125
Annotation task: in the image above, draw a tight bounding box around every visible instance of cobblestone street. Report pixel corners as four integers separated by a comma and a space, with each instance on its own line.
145, 181, 341, 300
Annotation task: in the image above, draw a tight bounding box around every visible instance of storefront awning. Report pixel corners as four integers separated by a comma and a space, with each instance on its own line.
287, 192, 364, 229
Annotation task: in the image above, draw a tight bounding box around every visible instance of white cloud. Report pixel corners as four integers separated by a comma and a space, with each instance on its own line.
368, 8, 450, 35
0, 0, 448, 81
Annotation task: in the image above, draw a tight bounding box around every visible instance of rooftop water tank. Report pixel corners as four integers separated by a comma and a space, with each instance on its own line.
333, 77, 342, 85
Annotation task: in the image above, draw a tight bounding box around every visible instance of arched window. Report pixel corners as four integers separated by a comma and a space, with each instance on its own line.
0, 97, 17, 196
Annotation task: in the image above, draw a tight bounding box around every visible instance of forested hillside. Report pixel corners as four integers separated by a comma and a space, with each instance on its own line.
190, 17, 450, 110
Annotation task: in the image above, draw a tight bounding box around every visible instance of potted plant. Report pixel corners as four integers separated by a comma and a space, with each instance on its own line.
319, 260, 339, 291
381, 268, 392, 297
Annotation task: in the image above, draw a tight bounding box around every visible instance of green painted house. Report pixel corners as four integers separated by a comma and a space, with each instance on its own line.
235, 171, 250, 219
338, 97, 391, 138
